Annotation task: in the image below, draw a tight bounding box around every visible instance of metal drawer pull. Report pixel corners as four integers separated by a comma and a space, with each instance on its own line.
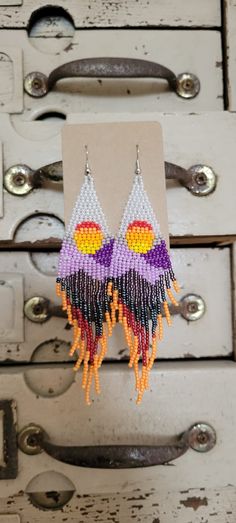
18, 422, 216, 468
24, 57, 200, 99
4, 162, 216, 197
24, 296, 65, 323
165, 162, 216, 196
24, 294, 205, 323
4, 162, 62, 196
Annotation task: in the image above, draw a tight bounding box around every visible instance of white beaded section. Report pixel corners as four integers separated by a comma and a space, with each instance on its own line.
65, 174, 110, 240
118, 174, 162, 239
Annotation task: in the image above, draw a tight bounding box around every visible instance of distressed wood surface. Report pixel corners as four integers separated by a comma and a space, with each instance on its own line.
0, 247, 232, 362
0, 0, 221, 28
0, 30, 223, 115
0, 486, 236, 522
0, 47, 23, 113
0, 361, 236, 497
1, 112, 236, 243
224, 0, 236, 110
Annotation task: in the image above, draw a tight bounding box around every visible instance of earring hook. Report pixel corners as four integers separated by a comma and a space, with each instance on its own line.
135, 144, 141, 176
85, 145, 91, 176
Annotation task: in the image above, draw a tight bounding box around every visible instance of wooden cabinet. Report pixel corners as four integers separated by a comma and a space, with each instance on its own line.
1, 112, 236, 243
0, 247, 232, 362
0, 30, 223, 116
0, 1, 235, 520
0, 362, 236, 497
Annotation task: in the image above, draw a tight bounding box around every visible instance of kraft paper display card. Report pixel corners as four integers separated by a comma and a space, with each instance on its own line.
62, 121, 169, 248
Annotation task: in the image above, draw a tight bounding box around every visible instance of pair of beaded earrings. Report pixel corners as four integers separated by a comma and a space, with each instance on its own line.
56, 145, 179, 405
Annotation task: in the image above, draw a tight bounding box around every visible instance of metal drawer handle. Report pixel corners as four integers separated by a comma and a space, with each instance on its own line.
24, 294, 205, 324
18, 422, 216, 469
24, 57, 200, 99
4, 161, 216, 197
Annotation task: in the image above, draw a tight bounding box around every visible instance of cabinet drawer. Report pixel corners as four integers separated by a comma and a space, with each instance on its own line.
0, 30, 223, 115
0, 1, 221, 29
2, 113, 236, 243
0, 486, 235, 522
0, 361, 235, 497
0, 247, 232, 362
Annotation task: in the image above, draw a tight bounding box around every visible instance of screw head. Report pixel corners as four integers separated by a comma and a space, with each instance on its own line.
188, 423, 216, 452
4, 165, 33, 196
176, 72, 200, 99
188, 164, 217, 196
24, 297, 50, 323
24, 72, 48, 97
18, 424, 45, 455
181, 294, 205, 321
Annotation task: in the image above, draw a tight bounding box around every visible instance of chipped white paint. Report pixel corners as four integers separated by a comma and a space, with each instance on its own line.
0, 273, 24, 342
0, 2, 233, 520
0, 47, 23, 113
0, 361, 236, 497
0, 247, 232, 361
224, 0, 236, 110
0, 115, 63, 242
1, 112, 236, 242
0, 30, 223, 115
0, 487, 236, 522
0, 0, 221, 28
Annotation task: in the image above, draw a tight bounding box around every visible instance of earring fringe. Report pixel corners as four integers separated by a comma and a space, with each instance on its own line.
56, 159, 114, 405
108, 151, 180, 404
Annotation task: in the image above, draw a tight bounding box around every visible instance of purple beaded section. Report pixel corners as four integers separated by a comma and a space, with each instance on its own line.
90, 238, 115, 267
141, 239, 172, 269
109, 239, 172, 284
58, 238, 114, 280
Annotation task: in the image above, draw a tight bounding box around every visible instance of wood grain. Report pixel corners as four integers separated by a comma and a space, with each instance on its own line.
0, 0, 221, 28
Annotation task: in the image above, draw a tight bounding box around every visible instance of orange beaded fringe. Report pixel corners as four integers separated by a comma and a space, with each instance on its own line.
56, 280, 111, 405
108, 278, 180, 405
56, 276, 180, 405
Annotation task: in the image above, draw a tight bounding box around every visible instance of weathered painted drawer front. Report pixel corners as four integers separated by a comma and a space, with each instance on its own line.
0, 0, 221, 28
2, 113, 236, 243
0, 30, 223, 115
1, 116, 63, 243
0, 361, 235, 498
0, 247, 232, 362
0, 486, 235, 522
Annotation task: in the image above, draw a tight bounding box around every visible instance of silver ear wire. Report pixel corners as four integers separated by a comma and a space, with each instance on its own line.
85, 145, 91, 176
135, 144, 141, 176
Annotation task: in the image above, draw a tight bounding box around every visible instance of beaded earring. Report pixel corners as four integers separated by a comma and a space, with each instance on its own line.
56, 146, 114, 405
109, 145, 180, 404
